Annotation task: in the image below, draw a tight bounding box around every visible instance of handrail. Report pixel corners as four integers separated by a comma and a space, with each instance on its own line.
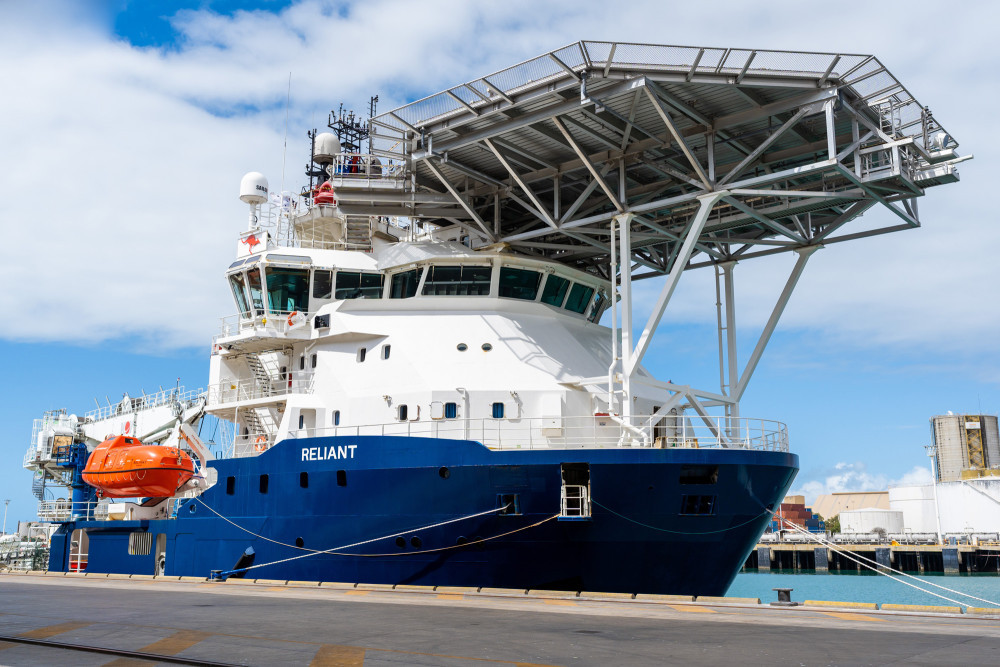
206, 372, 315, 406
279, 414, 788, 453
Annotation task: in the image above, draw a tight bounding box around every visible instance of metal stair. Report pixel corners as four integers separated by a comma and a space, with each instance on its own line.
344, 216, 372, 251
245, 353, 274, 397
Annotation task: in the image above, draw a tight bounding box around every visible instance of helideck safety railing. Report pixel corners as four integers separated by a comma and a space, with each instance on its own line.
279, 415, 788, 452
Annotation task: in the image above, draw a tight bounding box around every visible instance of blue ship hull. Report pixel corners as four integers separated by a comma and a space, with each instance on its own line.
49, 436, 797, 596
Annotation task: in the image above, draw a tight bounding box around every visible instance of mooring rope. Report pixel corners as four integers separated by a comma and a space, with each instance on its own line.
772, 512, 1000, 608
591, 499, 772, 535
193, 496, 557, 575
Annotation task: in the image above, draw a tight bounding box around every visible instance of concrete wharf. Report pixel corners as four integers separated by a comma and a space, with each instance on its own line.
745, 542, 1000, 574
2, 572, 999, 666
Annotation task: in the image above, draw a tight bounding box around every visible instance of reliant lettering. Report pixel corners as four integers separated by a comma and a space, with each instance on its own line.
301, 444, 357, 461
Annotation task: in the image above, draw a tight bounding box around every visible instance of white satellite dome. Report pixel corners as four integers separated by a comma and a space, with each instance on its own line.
239, 172, 269, 205
313, 132, 341, 164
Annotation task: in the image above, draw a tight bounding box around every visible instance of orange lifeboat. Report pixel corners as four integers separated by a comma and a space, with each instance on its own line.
82, 435, 195, 498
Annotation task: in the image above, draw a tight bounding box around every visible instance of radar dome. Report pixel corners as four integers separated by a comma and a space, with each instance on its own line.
240, 172, 269, 205
313, 133, 341, 164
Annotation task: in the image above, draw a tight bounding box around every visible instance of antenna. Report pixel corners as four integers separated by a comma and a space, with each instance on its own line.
280, 72, 292, 204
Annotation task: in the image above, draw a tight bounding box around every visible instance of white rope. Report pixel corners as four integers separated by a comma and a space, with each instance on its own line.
194, 496, 510, 573
773, 514, 1000, 608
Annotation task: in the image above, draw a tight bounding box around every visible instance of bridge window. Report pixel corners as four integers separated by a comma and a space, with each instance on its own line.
565, 283, 595, 314
390, 268, 423, 299
246, 267, 265, 314
540, 274, 570, 307
335, 271, 384, 299
265, 267, 309, 314
499, 267, 541, 300
588, 291, 607, 323
228, 273, 252, 318
422, 265, 491, 296
312, 270, 333, 299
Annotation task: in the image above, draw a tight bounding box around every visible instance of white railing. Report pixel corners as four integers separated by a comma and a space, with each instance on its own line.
281, 415, 789, 452
323, 152, 406, 183
560, 485, 591, 517
214, 312, 314, 345
206, 372, 315, 406
85, 386, 205, 422
36, 498, 186, 523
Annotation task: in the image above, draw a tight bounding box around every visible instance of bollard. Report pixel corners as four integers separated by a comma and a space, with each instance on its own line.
771, 587, 799, 606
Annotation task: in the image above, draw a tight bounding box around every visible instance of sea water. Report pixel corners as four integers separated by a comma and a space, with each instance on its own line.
729, 571, 1000, 609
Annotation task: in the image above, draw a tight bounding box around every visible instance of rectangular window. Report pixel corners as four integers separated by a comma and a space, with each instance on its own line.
679, 495, 717, 516
565, 283, 595, 314
357, 347, 366, 363
312, 270, 333, 299
335, 271, 384, 299
228, 273, 252, 318
246, 267, 265, 314
444, 402, 457, 419
382, 345, 390, 360
588, 291, 607, 323
226, 476, 236, 495
498, 267, 541, 300
311, 353, 317, 368
265, 267, 310, 314
299, 356, 305, 370
492, 402, 505, 419
398, 404, 408, 421
259, 474, 269, 494
298, 414, 305, 429
389, 268, 423, 299
540, 274, 570, 307
679, 465, 719, 485
299, 472, 309, 488
337, 470, 347, 486
422, 265, 492, 296
332, 410, 340, 426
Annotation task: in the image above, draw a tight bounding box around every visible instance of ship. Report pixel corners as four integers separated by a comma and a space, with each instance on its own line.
21, 41, 966, 595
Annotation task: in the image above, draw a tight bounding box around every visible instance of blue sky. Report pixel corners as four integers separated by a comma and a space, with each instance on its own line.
1, 0, 997, 528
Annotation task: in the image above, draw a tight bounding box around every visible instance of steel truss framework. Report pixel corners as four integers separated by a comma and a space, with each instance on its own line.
355, 40, 967, 430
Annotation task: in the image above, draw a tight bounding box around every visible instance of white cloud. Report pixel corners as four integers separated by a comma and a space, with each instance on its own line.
791, 462, 934, 505
0, 1, 996, 352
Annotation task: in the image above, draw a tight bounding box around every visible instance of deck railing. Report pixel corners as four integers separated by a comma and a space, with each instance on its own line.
281, 415, 789, 452
206, 372, 315, 406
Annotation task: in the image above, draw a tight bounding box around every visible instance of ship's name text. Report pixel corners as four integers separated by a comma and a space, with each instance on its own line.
302, 445, 357, 461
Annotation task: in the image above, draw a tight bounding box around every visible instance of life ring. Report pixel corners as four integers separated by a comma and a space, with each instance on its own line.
254, 436, 267, 452
287, 311, 298, 327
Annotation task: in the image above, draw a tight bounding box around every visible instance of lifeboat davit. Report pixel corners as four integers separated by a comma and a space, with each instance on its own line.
82, 435, 195, 498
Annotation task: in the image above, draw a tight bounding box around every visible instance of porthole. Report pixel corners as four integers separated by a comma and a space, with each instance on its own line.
395, 537, 406, 549
295, 537, 305, 548
457, 343, 468, 352
410, 536, 423, 548
188, 503, 197, 514
439, 466, 450, 479
481, 343, 493, 351
456, 536, 468, 546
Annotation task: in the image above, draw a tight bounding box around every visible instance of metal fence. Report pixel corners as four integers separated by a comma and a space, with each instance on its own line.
284, 414, 788, 452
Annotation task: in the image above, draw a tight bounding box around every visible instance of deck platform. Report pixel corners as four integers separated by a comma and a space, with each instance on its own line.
1, 572, 998, 666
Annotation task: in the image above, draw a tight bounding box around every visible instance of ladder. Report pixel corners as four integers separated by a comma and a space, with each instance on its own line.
245, 353, 274, 397
344, 216, 372, 251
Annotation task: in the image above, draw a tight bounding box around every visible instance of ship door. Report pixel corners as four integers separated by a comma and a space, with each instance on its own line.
69, 528, 88, 572
155, 533, 167, 576
559, 462, 591, 519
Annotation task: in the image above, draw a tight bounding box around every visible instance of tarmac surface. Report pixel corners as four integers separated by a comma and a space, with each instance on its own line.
1, 574, 999, 666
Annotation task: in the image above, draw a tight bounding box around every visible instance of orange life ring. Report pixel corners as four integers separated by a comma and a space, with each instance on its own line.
254, 436, 267, 452
287, 311, 298, 327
